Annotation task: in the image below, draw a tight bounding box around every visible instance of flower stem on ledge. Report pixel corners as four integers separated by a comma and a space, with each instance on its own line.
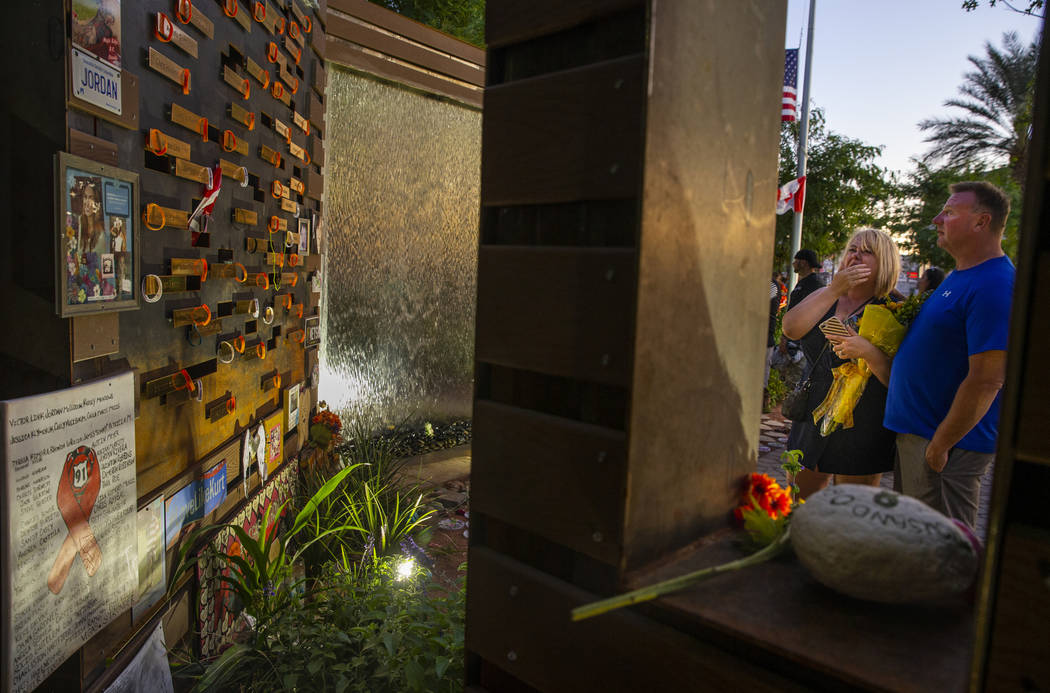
570, 529, 792, 622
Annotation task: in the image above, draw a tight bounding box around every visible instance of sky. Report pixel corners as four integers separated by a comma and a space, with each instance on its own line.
784, 0, 1043, 176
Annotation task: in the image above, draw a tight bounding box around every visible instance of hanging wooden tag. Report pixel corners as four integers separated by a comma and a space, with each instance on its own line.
259, 145, 282, 167
280, 198, 298, 213
144, 128, 191, 160
245, 56, 269, 87
288, 177, 304, 194
271, 180, 289, 199
288, 140, 307, 164
223, 65, 252, 100
210, 262, 247, 280
219, 158, 249, 183
245, 237, 267, 252
156, 13, 199, 58
266, 41, 287, 71
271, 80, 291, 106
292, 111, 309, 134
222, 0, 251, 32
268, 216, 289, 232
279, 272, 299, 286
147, 47, 191, 93
229, 103, 256, 131
273, 117, 291, 141
252, 1, 282, 35
289, 20, 305, 49
172, 305, 212, 327
265, 252, 285, 267
143, 203, 190, 230
284, 36, 302, 65
171, 258, 208, 276
232, 208, 258, 225
158, 274, 200, 293
279, 64, 299, 93
170, 102, 208, 139
290, 0, 307, 26
174, 157, 210, 183
222, 130, 250, 155
177, 0, 215, 39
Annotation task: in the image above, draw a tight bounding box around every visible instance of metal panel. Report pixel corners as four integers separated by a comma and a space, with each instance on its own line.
486, 0, 642, 49
475, 247, 635, 386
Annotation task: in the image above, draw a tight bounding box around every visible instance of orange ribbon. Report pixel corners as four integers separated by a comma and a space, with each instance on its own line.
271, 81, 284, 99
234, 263, 247, 283
192, 304, 211, 327
143, 203, 165, 230
267, 42, 279, 63
176, 0, 193, 23
233, 335, 246, 353
182, 68, 191, 95
172, 368, 195, 392
288, 253, 301, 267
271, 180, 285, 198
289, 328, 305, 344
224, 0, 238, 17
268, 216, 281, 233
293, 304, 303, 319
254, 343, 267, 360
47, 446, 102, 594
289, 21, 300, 38
199, 116, 209, 142
253, 1, 266, 21
304, 15, 311, 32
223, 130, 238, 152
155, 13, 175, 42
281, 293, 293, 309
197, 258, 209, 282
148, 129, 168, 156
255, 273, 270, 289
226, 396, 237, 414
247, 111, 256, 130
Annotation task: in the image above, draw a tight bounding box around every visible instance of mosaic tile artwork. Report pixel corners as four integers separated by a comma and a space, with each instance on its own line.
197, 461, 297, 657
320, 67, 481, 429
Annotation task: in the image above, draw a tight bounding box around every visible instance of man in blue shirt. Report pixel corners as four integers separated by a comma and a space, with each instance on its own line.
884, 181, 1014, 529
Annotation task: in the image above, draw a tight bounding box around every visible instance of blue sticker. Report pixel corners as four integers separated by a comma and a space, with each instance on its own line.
103, 180, 130, 217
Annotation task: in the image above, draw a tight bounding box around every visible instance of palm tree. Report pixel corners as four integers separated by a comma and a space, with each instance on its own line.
918, 31, 1038, 188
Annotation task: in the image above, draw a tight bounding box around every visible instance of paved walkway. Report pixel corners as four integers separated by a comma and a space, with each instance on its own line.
757, 410, 993, 539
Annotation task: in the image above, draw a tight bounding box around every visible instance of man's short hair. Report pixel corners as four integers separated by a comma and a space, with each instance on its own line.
794, 249, 820, 269
950, 181, 1011, 234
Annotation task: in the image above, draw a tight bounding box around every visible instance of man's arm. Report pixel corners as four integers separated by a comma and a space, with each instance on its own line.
925, 350, 1007, 471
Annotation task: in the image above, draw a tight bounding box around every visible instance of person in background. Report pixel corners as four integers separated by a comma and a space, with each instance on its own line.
885, 181, 1014, 530
916, 266, 945, 295
764, 274, 782, 409
781, 229, 901, 498
789, 249, 825, 309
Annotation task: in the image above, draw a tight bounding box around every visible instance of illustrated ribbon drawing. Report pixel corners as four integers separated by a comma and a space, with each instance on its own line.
47, 446, 103, 594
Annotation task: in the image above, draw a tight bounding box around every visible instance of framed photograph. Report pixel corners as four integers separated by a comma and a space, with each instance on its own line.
56, 152, 140, 317
297, 217, 310, 256
304, 315, 320, 347
284, 383, 300, 432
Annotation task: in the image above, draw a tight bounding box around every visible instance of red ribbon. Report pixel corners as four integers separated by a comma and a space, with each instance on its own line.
47, 446, 103, 593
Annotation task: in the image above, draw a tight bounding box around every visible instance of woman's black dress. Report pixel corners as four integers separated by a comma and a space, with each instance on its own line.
784, 299, 896, 475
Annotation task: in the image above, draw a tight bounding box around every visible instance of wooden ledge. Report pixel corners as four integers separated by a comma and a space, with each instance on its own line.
627, 529, 974, 692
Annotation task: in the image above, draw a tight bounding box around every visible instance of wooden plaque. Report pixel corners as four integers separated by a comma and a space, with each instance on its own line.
144, 128, 191, 160
271, 80, 291, 106
144, 204, 190, 229
232, 208, 258, 225
292, 111, 309, 134
218, 158, 248, 183
147, 47, 191, 92
288, 140, 307, 163
283, 36, 302, 65
224, 0, 252, 32
288, 177, 304, 194
273, 117, 291, 140
174, 157, 210, 183
156, 13, 199, 58
279, 198, 298, 213
259, 145, 282, 167
229, 102, 256, 131
170, 102, 206, 138
222, 130, 250, 156
223, 65, 251, 99
245, 56, 269, 87
182, 1, 215, 39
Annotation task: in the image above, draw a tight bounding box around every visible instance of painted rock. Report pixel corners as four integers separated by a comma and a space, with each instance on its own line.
791, 484, 979, 603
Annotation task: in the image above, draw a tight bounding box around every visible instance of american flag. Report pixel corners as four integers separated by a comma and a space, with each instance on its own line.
783, 48, 798, 122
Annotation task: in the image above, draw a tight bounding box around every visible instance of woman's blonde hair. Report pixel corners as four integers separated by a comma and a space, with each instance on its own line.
837, 228, 900, 298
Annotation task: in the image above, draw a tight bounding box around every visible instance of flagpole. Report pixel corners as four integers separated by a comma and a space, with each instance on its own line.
788, 0, 816, 292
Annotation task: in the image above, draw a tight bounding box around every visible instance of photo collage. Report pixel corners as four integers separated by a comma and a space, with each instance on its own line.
64, 168, 133, 306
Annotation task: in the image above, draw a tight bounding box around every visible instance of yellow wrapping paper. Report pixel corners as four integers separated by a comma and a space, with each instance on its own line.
811, 304, 907, 436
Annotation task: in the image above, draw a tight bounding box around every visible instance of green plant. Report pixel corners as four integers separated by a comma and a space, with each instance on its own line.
182, 558, 467, 692
766, 369, 788, 411
169, 463, 365, 622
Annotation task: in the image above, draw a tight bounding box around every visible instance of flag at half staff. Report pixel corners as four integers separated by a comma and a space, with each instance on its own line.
776, 176, 806, 215
782, 48, 798, 122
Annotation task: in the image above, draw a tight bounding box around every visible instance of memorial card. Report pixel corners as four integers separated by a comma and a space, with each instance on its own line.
132, 495, 165, 622
1, 372, 137, 693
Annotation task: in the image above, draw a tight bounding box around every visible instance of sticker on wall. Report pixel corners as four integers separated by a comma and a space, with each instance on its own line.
72, 0, 122, 69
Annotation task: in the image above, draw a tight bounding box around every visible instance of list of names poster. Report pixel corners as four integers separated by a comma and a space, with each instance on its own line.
2, 372, 137, 693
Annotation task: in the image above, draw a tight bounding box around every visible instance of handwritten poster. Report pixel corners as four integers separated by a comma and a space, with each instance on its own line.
133, 496, 165, 622
1, 372, 137, 693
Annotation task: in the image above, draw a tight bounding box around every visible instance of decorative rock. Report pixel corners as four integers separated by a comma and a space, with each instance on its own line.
791, 484, 979, 604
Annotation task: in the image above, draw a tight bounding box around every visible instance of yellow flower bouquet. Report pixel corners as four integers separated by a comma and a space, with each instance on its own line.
811, 304, 907, 436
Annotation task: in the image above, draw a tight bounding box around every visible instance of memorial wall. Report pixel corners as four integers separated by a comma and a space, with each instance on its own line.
1, 1, 328, 690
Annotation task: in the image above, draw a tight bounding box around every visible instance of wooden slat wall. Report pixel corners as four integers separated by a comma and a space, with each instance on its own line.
325, 0, 484, 109
469, 1, 789, 689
